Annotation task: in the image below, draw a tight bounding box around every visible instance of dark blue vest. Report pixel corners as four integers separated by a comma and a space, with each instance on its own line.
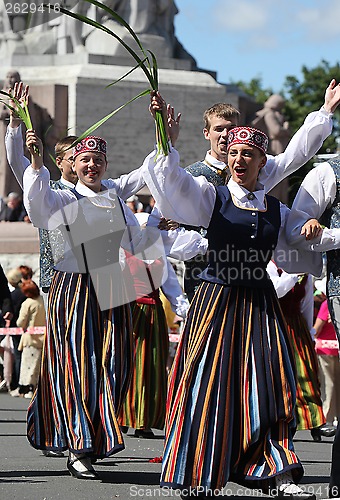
320, 157, 340, 297
183, 161, 226, 234
200, 186, 281, 287
39, 179, 71, 289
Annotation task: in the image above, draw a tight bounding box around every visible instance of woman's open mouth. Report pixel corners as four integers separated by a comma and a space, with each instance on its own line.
234, 166, 246, 178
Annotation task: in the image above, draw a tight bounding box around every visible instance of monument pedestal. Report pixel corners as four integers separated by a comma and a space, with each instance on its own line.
0, 221, 40, 281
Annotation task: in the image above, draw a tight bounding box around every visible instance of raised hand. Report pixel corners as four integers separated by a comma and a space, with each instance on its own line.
323, 79, 340, 114
167, 104, 181, 147
150, 90, 166, 115
8, 81, 29, 127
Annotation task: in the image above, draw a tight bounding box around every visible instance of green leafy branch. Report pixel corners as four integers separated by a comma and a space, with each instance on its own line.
0, 90, 40, 155
57, 0, 169, 155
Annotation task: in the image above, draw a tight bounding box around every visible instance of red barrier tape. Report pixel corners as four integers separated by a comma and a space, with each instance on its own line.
0, 327, 46, 335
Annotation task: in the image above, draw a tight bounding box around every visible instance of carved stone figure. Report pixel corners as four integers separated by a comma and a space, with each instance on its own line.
0, 70, 57, 197
125, 0, 176, 36
251, 94, 292, 203
251, 94, 291, 155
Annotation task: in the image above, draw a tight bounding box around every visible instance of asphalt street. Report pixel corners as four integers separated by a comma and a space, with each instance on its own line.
0, 392, 336, 500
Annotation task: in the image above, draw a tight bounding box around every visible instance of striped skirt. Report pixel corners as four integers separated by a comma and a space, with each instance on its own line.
161, 282, 303, 491
284, 313, 325, 430
119, 300, 169, 430
27, 271, 133, 458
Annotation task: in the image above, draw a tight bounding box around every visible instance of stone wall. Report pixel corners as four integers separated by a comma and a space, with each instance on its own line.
0, 59, 257, 183
0, 222, 40, 279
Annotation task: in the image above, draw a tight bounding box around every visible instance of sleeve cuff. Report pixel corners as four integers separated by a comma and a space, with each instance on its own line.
8, 123, 22, 135
320, 106, 333, 117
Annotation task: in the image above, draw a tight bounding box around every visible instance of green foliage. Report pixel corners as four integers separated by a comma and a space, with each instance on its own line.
282, 60, 340, 203
235, 60, 340, 205
283, 60, 340, 153
233, 77, 274, 105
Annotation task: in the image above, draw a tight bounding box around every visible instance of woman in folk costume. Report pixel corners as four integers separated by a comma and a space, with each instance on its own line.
23, 130, 162, 480
141, 93, 323, 499
267, 261, 334, 442
120, 210, 207, 438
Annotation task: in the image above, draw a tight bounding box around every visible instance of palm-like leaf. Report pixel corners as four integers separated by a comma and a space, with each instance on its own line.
0, 90, 40, 155
105, 59, 149, 89
55, 0, 169, 155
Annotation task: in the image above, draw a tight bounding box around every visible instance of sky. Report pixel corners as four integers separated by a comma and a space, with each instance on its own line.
174, 0, 340, 93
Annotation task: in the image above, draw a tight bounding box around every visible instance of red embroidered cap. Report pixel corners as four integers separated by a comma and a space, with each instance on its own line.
227, 127, 268, 155
73, 136, 107, 159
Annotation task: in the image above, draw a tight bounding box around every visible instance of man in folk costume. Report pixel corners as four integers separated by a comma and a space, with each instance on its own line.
182, 80, 340, 301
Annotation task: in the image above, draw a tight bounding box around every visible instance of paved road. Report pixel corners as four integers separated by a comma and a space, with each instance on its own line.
0, 392, 335, 500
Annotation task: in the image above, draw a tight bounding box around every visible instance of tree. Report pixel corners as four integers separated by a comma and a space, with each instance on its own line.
282, 60, 340, 202
283, 59, 340, 153
233, 77, 274, 105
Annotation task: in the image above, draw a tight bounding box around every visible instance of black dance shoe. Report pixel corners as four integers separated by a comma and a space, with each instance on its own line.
42, 450, 65, 457
311, 424, 336, 441
134, 428, 155, 439
67, 455, 99, 480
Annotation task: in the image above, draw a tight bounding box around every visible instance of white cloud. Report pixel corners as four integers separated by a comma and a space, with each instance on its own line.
296, 1, 340, 38
213, 0, 269, 31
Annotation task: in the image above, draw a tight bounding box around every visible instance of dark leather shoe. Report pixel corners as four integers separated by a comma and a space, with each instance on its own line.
134, 428, 155, 439
42, 450, 65, 457
67, 456, 99, 480
311, 424, 336, 441
310, 428, 322, 442
319, 424, 336, 437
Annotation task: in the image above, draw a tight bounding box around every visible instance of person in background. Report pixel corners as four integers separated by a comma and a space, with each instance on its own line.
10, 280, 46, 399
267, 261, 334, 442
313, 277, 340, 435
144, 195, 155, 214
126, 194, 139, 214
6, 266, 27, 393
119, 210, 200, 439
0, 263, 14, 391
285, 128, 340, 497
0, 264, 13, 326
0, 191, 28, 221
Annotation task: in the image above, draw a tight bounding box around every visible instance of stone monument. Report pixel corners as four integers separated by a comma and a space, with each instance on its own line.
250, 94, 292, 203
0, 0, 257, 269
0, 69, 62, 197
0, 0, 255, 180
